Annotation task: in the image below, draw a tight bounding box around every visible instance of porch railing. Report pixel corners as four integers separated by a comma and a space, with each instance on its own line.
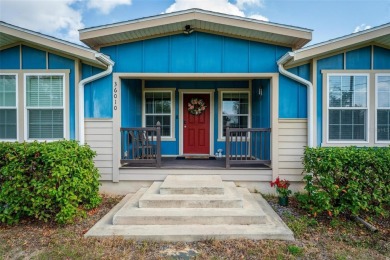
120, 122, 161, 168
225, 127, 271, 168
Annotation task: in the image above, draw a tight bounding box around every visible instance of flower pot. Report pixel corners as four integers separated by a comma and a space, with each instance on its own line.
278, 196, 289, 206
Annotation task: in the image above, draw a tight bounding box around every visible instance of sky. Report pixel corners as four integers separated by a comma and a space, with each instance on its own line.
0, 0, 389, 47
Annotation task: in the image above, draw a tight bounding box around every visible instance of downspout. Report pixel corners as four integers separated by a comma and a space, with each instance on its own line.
277, 52, 314, 147
78, 53, 115, 144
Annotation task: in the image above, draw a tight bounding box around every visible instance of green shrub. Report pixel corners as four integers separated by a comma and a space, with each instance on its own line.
0, 140, 101, 224
298, 146, 390, 217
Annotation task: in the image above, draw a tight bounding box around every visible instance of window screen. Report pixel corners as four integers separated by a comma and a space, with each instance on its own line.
222, 92, 249, 136
328, 75, 368, 141
26, 75, 64, 139
144, 92, 172, 137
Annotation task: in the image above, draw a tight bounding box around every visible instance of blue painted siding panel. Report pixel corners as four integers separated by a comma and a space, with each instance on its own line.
196, 33, 223, 72
100, 32, 289, 73
144, 37, 170, 72
249, 42, 277, 72
121, 79, 142, 127
279, 64, 309, 118
48, 53, 76, 139
171, 34, 196, 72
117, 41, 143, 72
373, 46, 390, 69
0, 46, 20, 69
346, 46, 371, 70
22, 45, 46, 69
82, 64, 112, 118
223, 38, 249, 72
316, 54, 344, 146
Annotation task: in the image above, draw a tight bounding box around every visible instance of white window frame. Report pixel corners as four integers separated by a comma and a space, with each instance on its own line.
375, 73, 390, 144
326, 73, 370, 144
218, 89, 251, 141
0, 73, 18, 141
24, 73, 66, 141
142, 88, 176, 141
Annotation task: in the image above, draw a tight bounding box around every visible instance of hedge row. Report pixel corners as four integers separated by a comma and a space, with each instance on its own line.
298, 146, 390, 217
0, 140, 101, 224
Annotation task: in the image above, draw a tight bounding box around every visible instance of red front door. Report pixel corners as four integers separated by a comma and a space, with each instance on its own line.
183, 94, 210, 154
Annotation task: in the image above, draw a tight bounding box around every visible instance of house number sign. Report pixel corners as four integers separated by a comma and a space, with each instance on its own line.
113, 81, 118, 110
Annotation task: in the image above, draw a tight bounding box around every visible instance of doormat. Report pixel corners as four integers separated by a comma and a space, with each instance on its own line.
176, 156, 216, 160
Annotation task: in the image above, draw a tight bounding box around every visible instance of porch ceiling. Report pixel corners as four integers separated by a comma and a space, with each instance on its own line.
79, 9, 312, 50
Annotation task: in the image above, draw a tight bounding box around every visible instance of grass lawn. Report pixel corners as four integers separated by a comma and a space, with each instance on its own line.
0, 194, 389, 260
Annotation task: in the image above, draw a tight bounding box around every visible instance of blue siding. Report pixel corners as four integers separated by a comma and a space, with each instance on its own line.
22, 45, 46, 69
197, 33, 223, 72
82, 64, 112, 118
373, 46, 390, 69
346, 46, 371, 70
101, 32, 290, 73
144, 37, 170, 72
316, 54, 344, 146
279, 63, 309, 118
0, 46, 20, 69
171, 34, 196, 72
224, 38, 249, 72
48, 53, 76, 139
121, 79, 142, 127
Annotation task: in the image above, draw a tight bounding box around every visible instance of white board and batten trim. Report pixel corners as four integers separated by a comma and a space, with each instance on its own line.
85, 119, 114, 181
277, 119, 307, 181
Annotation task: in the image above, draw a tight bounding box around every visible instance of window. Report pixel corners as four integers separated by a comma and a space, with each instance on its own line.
144, 91, 173, 137
25, 74, 64, 139
376, 74, 390, 142
221, 92, 249, 137
328, 75, 368, 142
0, 74, 17, 140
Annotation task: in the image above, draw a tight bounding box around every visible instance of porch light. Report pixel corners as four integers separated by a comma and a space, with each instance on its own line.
183, 25, 194, 34
258, 87, 263, 97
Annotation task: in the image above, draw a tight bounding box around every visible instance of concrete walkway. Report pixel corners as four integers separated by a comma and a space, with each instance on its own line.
85, 175, 294, 241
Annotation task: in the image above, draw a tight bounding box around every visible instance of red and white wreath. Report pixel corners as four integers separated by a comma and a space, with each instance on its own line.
188, 98, 207, 115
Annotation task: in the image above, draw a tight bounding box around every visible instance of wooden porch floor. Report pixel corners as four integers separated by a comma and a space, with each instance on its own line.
121, 157, 271, 170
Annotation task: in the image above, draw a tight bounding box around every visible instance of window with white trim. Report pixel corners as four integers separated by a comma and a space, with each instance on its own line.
376, 74, 390, 142
144, 91, 173, 137
25, 74, 64, 139
0, 74, 17, 140
328, 75, 368, 142
221, 92, 249, 137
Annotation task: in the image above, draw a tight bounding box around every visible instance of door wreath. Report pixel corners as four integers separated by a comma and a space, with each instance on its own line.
188, 98, 207, 115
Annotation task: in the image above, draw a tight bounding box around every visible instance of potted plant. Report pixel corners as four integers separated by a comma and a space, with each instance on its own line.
270, 177, 292, 206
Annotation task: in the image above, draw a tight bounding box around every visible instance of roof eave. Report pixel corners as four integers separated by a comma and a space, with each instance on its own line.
0, 22, 107, 68
79, 9, 312, 49
287, 23, 390, 66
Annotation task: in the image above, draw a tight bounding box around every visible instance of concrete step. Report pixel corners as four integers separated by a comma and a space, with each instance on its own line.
159, 175, 224, 195
113, 187, 266, 225
85, 192, 295, 241
139, 181, 243, 208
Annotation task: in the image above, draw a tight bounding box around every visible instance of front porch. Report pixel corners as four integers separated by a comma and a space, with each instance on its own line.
106, 73, 281, 183
121, 156, 272, 169
120, 126, 272, 169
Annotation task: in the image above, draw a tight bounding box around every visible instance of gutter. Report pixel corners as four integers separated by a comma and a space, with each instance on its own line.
78, 53, 115, 144
277, 52, 314, 147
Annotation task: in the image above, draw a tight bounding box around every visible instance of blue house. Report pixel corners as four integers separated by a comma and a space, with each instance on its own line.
1, 9, 389, 193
